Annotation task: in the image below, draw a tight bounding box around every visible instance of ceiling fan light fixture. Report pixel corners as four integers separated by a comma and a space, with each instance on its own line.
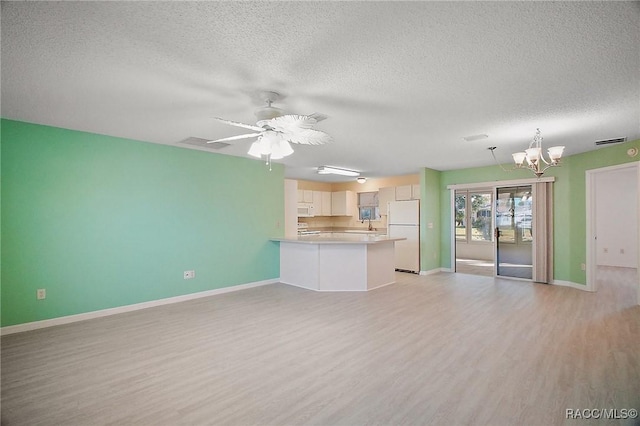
247, 141, 265, 158
269, 139, 294, 160
317, 166, 360, 177
248, 133, 294, 160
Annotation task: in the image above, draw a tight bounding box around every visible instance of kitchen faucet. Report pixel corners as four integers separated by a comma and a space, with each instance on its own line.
361, 216, 374, 231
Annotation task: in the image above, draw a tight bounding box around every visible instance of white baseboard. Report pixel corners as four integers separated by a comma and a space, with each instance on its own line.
552, 279, 593, 292
280, 280, 396, 292
420, 267, 450, 276
0, 278, 279, 336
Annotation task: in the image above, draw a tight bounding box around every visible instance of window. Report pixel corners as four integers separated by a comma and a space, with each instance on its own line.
455, 193, 466, 241
455, 190, 493, 243
496, 186, 532, 244
358, 192, 380, 221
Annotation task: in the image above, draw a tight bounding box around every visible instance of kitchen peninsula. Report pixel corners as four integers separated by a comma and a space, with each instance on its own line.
271, 233, 406, 291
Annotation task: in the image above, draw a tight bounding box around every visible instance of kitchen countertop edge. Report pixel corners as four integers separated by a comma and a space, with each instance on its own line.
270, 236, 406, 245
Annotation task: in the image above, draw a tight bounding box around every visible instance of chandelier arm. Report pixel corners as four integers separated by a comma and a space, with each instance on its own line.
539, 155, 551, 166
539, 163, 556, 175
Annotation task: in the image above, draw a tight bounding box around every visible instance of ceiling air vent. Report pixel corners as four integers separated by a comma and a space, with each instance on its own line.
178, 137, 230, 150
595, 137, 626, 146
462, 134, 489, 142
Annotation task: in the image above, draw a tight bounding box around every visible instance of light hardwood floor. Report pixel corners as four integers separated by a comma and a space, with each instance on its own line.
456, 258, 494, 277
2, 268, 639, 425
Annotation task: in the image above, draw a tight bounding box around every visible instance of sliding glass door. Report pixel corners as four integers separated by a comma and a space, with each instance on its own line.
495, 186, 533, 279
455, 190, 494, 276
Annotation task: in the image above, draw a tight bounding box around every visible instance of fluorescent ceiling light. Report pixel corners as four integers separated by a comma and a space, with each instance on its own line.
317, 166, 360, 176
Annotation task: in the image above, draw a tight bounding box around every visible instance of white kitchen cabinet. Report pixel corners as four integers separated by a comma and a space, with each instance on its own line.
304, 190, 313, 203
412, 184, 421, 200
395, 185, 413, 201
311, 191, 333, 217
331, 190, 355, 216
321, 191, 332, 216
378, 187, 395, 215
312, 191, 323, 215
284, 179, 298, 237
297, 189, 313, 203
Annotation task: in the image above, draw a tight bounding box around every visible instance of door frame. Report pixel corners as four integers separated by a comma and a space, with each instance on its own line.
585, 161, 640, 304
494, 184, 534, 280
448, 176, 554, 276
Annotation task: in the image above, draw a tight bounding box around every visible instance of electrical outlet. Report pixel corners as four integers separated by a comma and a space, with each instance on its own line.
620, 248, 625, 254
581, 263, 586, 271
37, 289, 46, 300
183, 270, 195, 280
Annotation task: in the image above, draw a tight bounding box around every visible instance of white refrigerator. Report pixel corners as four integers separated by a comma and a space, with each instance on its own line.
387, 200, 420, 273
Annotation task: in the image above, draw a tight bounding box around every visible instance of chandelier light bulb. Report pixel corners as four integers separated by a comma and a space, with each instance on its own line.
547, 146, 565, 163
512, 152, 526, 166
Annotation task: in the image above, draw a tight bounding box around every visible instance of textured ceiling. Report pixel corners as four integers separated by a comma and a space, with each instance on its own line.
2, 1, 639, 182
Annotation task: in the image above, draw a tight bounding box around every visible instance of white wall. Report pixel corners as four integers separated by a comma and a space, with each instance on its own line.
595, 167, 638, 267
284, 179, 298, 237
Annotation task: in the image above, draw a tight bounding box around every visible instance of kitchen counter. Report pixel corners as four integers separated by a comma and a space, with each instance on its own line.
271, 232, 402, 245
272, 233, 405, 292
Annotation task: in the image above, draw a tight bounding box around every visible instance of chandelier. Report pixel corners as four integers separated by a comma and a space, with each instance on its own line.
511, 128, 564, 177
488, 128, 565, 177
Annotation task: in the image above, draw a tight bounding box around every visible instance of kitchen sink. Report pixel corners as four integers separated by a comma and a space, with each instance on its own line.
343, 230, 383, 235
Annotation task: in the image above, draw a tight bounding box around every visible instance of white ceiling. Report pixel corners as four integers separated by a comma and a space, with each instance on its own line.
2, 1, 639, 182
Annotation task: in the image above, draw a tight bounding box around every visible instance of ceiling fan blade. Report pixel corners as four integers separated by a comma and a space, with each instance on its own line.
268, 114, 317, 133
213, 117, 264, 132
207, 133, 262, 143
286, 129, 332, 145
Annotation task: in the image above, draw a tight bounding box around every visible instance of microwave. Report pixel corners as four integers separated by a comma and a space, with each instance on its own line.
297, 204, 314, 217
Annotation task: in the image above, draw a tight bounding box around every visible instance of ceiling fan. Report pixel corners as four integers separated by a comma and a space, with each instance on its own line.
208, 91, 332, 168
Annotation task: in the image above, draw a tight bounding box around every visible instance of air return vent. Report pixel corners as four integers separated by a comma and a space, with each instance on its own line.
462, 134, 489, 142
178, 137, 230, 150
595, 137, 626, 146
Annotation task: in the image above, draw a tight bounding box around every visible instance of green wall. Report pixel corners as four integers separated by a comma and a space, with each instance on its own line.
437, 139, 640, 285
1, 119, 284, 327
419, 168, 441, 271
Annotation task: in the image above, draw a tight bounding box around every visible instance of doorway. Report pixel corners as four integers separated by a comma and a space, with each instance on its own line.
454, 189, 494, 276
586, 162, 639, 304
495, 186, 533, 279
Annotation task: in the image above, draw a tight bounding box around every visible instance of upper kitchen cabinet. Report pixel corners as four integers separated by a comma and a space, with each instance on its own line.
321, 191, 332, 216
310, 191, 333, 217
395, 184, 421, 201
378, 187, 395, 214
297, 189, 313, 203
412, 184, 421, 200
395, 185, 412, 201
331, 190, 355, 216
312, 191, 323, 216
